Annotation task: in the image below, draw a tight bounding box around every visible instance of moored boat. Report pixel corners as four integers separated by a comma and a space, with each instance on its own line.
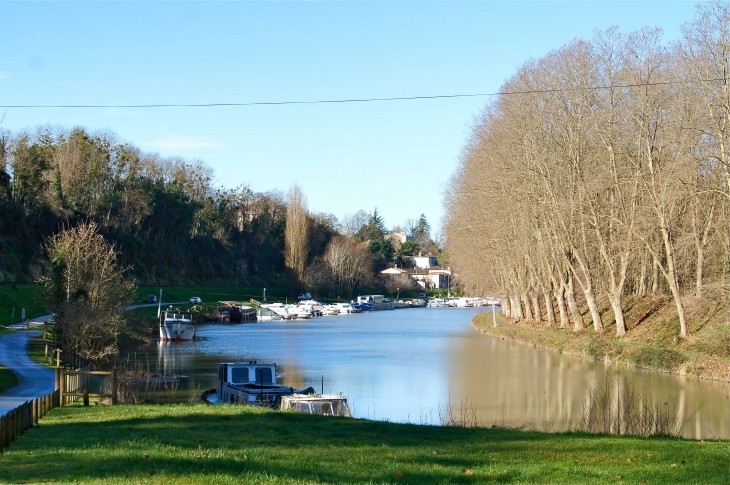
356, 295, 395, 311
202, 362, 296, 407
280, 393, 352, 417
160, 307, 196, 341
202, 362, 351, 416
334, 302, 357, 314
321, 304, 340, 315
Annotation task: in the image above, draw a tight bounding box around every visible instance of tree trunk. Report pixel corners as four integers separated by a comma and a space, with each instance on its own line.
543, 291, 555, 327
555, 286, 568, 329
531, 293, 542, 324
659, 226, 688, 338
639, 254, 647, 297
521, 293, 532, 322
695, 245, 704, 298
584, 288, 603, 334
651, 256, 659, 295
511, 295, 523, 321
502, 296, 511, 318
566, 273, 583, 332
608, 292, 626, 337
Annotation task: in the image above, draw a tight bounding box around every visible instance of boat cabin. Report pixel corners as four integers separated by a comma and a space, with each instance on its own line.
280, 394, 352, 417
213, 362, 295, 407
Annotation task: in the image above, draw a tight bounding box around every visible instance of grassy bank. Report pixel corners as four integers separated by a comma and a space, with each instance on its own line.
0, 284, 49, 327
1, 404, 727, 484
137, 286, 294, 305
0, 365, 18, 393
474, 296, 730, 382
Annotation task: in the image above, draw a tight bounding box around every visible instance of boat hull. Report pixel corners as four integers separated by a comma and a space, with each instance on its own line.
159, 323, 195, 341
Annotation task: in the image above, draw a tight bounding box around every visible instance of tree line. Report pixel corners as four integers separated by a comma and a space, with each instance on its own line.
0, 125, 439, 296
444, 1, 730, 339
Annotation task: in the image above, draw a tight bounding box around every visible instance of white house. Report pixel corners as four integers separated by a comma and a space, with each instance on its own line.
380, 266, 452, 290
413, 254, 438, 269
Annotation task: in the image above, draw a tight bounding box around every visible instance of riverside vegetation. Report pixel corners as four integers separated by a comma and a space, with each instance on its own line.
0, 404, 728, 484
445, 2, 730, 372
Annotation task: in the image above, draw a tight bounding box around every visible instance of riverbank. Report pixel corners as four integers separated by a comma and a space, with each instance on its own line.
1, 404, 727, 484
473, 296, 730, 382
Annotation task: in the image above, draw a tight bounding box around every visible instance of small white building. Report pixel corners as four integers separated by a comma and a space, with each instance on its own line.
380, 266, 452, 290
413, 255, 438, 269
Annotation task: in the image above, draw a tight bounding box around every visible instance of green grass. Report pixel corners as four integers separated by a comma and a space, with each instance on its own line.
1, 404, 727, 484
136, 286, 294, 306
0, 365, 19, 393
0, 284, 50, 326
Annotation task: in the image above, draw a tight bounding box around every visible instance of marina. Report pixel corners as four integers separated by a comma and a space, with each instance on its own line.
137, 307, 730, 439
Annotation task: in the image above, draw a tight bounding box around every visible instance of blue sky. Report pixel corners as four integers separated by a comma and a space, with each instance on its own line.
0, 1, 699, 236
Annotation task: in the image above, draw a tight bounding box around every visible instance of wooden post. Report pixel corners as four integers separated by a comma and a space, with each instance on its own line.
111, 369, 118, 405
44, 344, 48, 359
83, 388, 89, 406
59, 369, 65, 406
55, 367, 61, 391
55, 348, 61, 367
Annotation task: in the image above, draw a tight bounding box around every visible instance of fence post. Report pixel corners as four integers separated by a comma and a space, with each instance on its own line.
55, 348, 61, 367
111, 369, 118, 405
25, 401, 31, 430
83, 388, 89, 406
59, 369, 65, 406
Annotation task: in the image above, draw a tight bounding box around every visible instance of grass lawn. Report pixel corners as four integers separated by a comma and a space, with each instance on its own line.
136, 286, 294, 306
0, 284, 49, 326
0, 365, 18, 393
1, 404, 727, 484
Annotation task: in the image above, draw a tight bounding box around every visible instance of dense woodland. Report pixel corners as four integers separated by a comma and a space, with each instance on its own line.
444, 1, 730, 339
0, 126, 438, 297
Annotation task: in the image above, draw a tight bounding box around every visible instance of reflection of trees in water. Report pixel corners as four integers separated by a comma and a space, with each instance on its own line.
450, 334, 726, 438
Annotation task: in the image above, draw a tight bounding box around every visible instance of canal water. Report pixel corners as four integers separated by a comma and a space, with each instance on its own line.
132, 307, 730, 439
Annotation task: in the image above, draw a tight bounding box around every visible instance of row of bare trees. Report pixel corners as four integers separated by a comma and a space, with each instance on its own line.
445, 2, 730, 339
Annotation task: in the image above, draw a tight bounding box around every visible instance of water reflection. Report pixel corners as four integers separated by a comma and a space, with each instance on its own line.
129, 308, 730, 438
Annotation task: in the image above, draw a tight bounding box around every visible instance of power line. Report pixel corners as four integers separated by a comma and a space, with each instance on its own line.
1, 78, 727, 109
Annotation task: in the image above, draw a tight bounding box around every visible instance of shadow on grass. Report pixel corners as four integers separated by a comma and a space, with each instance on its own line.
1, 405, 727, 484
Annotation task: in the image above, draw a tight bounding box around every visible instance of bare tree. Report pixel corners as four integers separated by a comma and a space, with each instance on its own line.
285, 184, 309, 281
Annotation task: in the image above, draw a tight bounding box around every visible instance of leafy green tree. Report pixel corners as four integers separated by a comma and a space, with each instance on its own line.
354, 209, 394, 271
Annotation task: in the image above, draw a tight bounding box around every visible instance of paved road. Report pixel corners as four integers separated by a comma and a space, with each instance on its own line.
0, 331, 55, 416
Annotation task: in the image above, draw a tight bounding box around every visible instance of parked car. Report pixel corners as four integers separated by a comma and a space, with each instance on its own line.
417, 293, 426, 299
297, 292, 312, 300
189, 296, 203, 304
145, 295, 157, 304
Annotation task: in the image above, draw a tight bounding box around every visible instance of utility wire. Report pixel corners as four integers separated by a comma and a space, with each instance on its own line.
1, 77, 727, 109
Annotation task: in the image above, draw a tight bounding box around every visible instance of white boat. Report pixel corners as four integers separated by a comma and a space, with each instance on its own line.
298, 300, 323, 316
280, 393, 352, 417
256, 307, 284, 322
202, 362, 352, 417
160, 308, 196, 341
261, 303, 295, 320
410, 298, 426, 308
321, 304, 340, 316
289, 305, 313, 319
427, 298, 449, 308
334, 302, 356, 314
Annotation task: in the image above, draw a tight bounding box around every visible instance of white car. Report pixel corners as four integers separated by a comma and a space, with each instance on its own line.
189, 296, 203, 304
